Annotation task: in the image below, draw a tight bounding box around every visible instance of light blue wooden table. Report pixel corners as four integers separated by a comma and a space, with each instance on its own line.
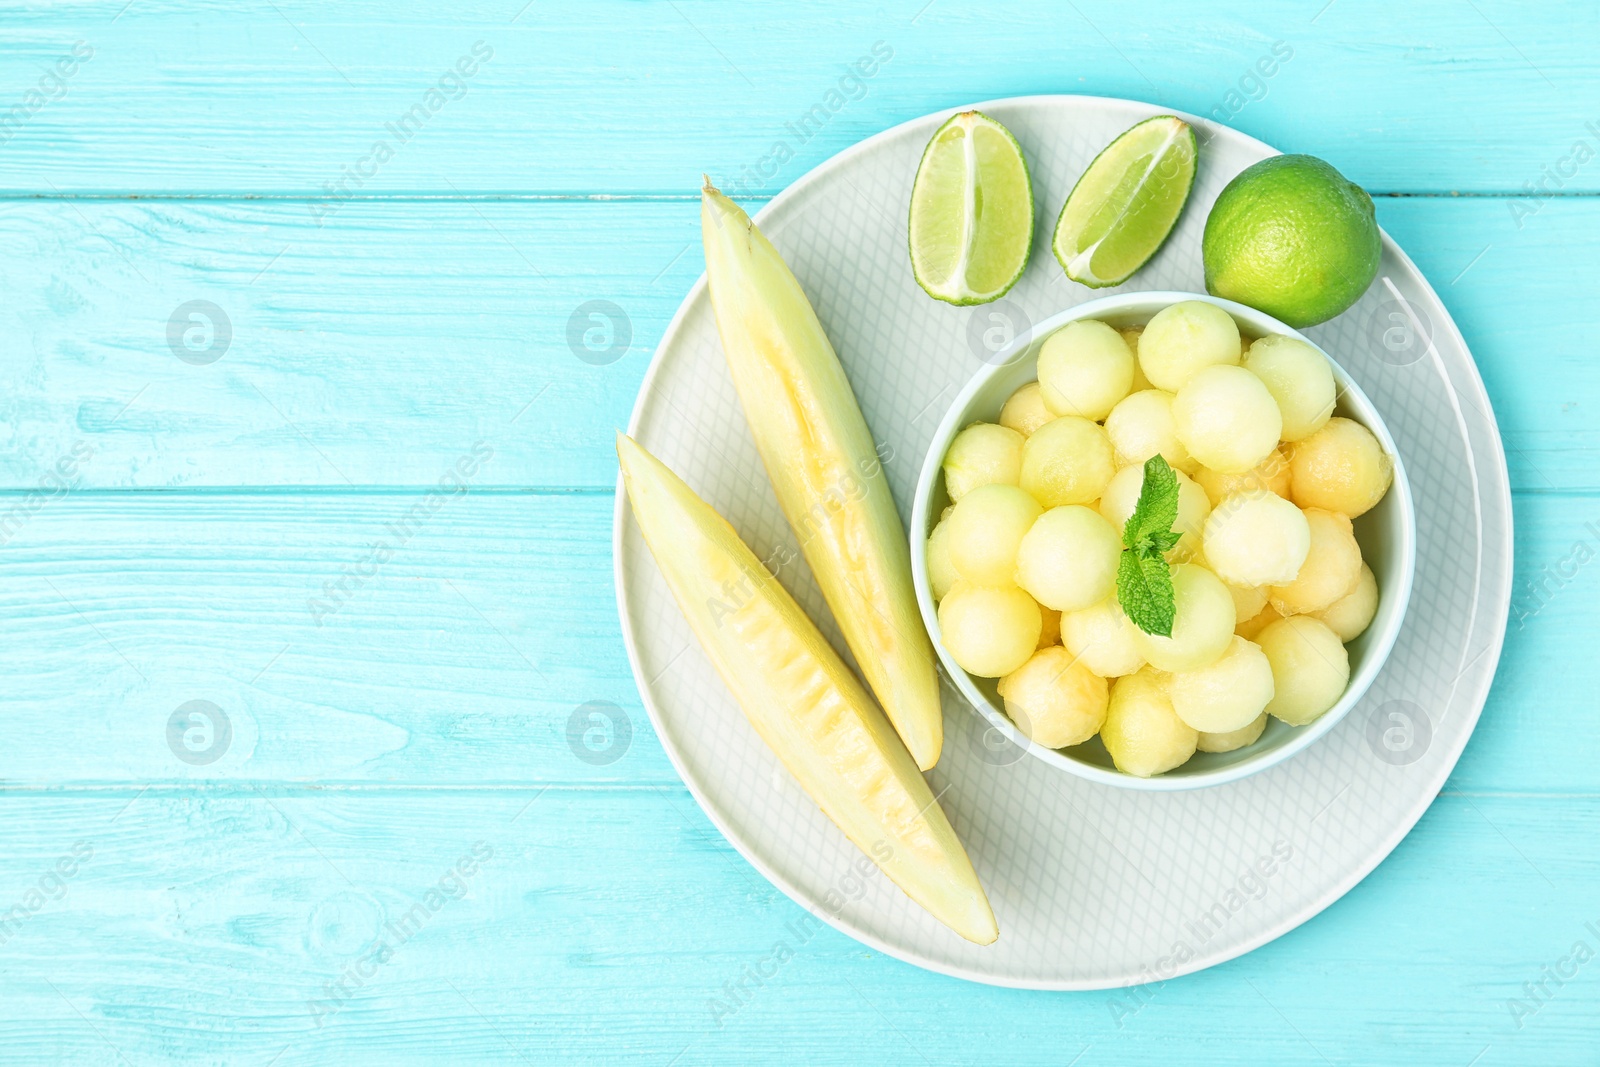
0, 1, 1594, 1062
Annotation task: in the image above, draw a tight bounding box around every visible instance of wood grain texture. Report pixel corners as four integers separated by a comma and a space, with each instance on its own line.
0, 791, 1591, 1065
0, 488, 1582, 795
0, 0, 1596, 194
0, 196, 1595, 489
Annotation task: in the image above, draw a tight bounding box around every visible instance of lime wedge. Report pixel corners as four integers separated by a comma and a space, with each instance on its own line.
1052, 115, 1197, 288
908, 111, 1034, 306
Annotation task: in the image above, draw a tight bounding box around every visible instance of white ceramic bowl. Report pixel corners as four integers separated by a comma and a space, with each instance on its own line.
911, 291, 1416, 790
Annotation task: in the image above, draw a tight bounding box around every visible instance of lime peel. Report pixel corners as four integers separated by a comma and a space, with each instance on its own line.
1052, 115, 1197, 289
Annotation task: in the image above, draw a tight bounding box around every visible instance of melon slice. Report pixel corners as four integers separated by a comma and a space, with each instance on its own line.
701, 182, 943, 770
619, 433, 998, 945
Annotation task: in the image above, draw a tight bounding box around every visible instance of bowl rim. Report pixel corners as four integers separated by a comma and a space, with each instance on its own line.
910, 289, 1418, 791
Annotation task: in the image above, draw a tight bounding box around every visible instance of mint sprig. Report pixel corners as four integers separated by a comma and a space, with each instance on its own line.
1116, 454, 1182, 637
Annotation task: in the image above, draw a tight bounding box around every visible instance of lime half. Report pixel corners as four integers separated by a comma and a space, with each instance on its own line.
1052, 115, 1197, 288
908, 111, 1034, 306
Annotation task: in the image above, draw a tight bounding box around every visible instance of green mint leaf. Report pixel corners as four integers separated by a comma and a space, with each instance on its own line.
1121, 455, 1180, 551
1116, 547, 1175, 637
1116, 454, 1181, 636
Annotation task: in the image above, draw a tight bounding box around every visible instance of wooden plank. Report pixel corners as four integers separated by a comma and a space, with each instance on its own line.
0, 789, 1591, 1064
0, 488, 1583, 792
0, 0, 1595, 194
0, 196, 1593, 490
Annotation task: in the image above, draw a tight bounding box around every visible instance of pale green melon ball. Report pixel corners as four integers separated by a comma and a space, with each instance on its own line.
1102, 667, 1199, 777
1104, 389, 1199, 474
1019, 415, 1115, 508
1060, 597, 1146, 678
945, 483, 1043, 587
1169, 635, 1276, 733
937, 581, 1042, 678
1014, 505, 1120, 612
1196, 712, 1268, 753
1133, 563, 1237, 672
1258, 615, 1350, 726
1194, 447, 1292, 506
1289, 416, 1393, 518
1138, 300, 1242, 391
1122, 327, 1154, 391
1244, 335, 1336, 442
999, 381, 1055, 436
1269, 507, 1361, 616
926, 505, 959, 601
1202, 489, 1312, 587
1173, 364, 1283, 475
943, 422, 1025, 501
1314, 562, 1378, 641
996, 646, 1109, 748
1036, 319, 1135, 421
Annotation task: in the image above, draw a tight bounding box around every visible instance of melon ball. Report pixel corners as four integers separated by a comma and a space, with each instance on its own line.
1314, 562, 1378, 641
1138, 300, 1242, 392
1061, 597, 1146, 677
1224, 579, 1269, 621
1102, 668, 1199, 777
1193, 447, 1292, 506
1019, 416, 1115, 508
943, 422, 1025, 501
1244, 335, 1337, 442
1169, 635, 1276, 733
946, 484, 1043, 587
937, 582, 1042, 678
1036, 319, 1135, 421
1037, 605, 1062, 649
1122, 328, 1154, 391
1258, 615, 1350, 726
999, 381, 1055, 436
1104, 389, 1199, 474
926, 506, 959, 601
1133, 563, 1237, 672
1235, 603, 1283, 640
996, 646, 1109, 748
1173, 365, 1283, 474
1196, 712, 1268, 753
1099, 465, 1211, 562
1269, 507, 1362, 615
1202, 490, 1312, 587
1289, 417, 1393, 517
1014, 505, 1120, 612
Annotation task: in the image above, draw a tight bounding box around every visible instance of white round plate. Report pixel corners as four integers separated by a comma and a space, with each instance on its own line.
614, 95, 1512, 990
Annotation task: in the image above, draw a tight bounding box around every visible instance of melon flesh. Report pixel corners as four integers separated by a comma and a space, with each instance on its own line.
619, 433, 998, 945
702, 183, 942, 770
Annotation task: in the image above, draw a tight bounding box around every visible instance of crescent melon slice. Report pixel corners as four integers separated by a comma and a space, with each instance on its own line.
701, 182, 943, 770
618, 433, 998, 945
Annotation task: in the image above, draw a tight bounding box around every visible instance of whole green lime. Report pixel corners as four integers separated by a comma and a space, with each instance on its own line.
1202, 154, 1380, 328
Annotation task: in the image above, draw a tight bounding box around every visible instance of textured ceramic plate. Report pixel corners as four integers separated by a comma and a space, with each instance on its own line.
613, 95, 1512, 990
